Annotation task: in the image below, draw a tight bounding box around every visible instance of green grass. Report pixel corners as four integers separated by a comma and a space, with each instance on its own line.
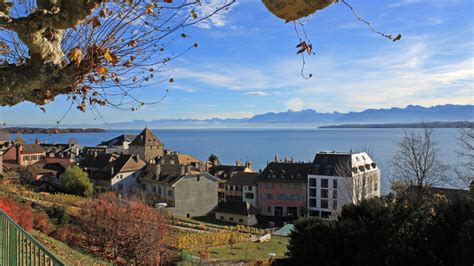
185, 236, 289, 261
30, 230, 112, 266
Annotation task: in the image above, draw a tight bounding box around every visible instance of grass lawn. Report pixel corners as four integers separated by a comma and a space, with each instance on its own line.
31, 230, 112, 266
186, 236, 289, 261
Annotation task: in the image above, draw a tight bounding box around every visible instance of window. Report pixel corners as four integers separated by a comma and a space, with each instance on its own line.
333, 179, 338, 189
321, 179, 328, 188
309, 178, 316, 187
278, 194, 285, 201
309, 198, 316, 208
239, 219, 244, 223
374, 182, 378, 192
152, 186, 157, 193
229, 217, 234, 221
266, 193, 272, 200
321, 189, 328, 199
321, 211, 331, 218
333, 199, 338, 209
267, 206, 272, 213
309, 188, 316, 197
245, 193, 254, 199
266, 183, 272, 189
31, 155, 37, 160
259, 194, 263, 200
320, 199, 328, 209
333, 190, 337, 199
309, 210, 320, 217
23, 155, 30, 161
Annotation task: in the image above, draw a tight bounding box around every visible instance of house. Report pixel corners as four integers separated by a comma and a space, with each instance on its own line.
225, 172, 259, 207
209, 161, 255, 201
307, 151, 381, 219
98, 134, 135, 154
2, 143, 46, 166
128, 128, 164, 162
80, 153, 146, 194
214, 201, 259, 226
27, 162, 65, 185
80, 146, 106, 157
257, 159, 312, 224
41, 143, 81, 159
138, 154, 219, 217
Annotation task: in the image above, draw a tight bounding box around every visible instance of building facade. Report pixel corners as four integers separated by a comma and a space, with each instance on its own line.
128, 128, 164, 162
257, 161, 312, 224
307, 151, 381, 219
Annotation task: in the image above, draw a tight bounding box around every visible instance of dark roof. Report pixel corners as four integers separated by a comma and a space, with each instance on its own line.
88, 154, 146, 180
129, 128, 163, 146
22, 144, 45, 155
258, 162, 312, 182
80, 153, 116, 170
311, 153, 352, 177
214, 201, 259, 216
28, 162, 65, 177
99, 134, 135, 147
227, 172, 258, 186
209, 165, 247, 180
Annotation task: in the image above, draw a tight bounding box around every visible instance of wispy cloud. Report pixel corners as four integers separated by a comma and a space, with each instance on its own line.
244, 91, 269, 96
194, 0, 238, 29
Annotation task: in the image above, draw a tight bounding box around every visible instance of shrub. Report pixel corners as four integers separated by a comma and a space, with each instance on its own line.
59, 166, 93, 196
45, 205, 70, 226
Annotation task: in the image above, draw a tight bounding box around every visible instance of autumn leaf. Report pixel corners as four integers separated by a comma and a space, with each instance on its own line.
393, 34, 402, 42
96, 66, 109, 75
169, 78, 174, 83
104, 50, 119, 65
68, 47, 82, 67
191, 10, 197, 19
123, 60, 132, 68
90, 16, 101, 28
145, 3, 156, 15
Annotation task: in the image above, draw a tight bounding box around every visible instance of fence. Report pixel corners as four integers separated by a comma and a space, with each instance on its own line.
0, 210, 64, 266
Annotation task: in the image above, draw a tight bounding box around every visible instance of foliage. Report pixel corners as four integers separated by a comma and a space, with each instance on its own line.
60, 166, 93, 196
45, 205, 70, 226
287, 196, 474, 266
0, 0, 235, 107
455, 127, 474, 188
75, 193, 168, 265
0, 196, 53, 234
208, 153, 220, 165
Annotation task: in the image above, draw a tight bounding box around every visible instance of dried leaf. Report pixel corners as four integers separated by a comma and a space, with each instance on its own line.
96, 66, 109, 75
68, 48, 82, 67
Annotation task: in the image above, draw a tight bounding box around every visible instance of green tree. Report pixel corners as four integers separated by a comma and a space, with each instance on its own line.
208, 154, 220, 166
60, 166, 93, 196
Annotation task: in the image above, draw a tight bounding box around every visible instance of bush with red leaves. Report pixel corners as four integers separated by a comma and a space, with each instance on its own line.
0, 197, 53, 234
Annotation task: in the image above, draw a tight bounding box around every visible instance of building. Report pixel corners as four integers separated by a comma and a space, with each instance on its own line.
2, 143, 46, 166
98, 134, 135, 154
257, 160, 312, 224
224, 172, 258, 207
214, 201, 259, 226
138, 152, 218, 217
128, 128, 164, 162
307, 151, 381, 219
40, 143, 81, 159
80, 153, 146, 194
209, 161, 255, 201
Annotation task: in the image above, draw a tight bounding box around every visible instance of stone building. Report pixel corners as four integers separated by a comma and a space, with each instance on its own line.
128, 128, 164, 162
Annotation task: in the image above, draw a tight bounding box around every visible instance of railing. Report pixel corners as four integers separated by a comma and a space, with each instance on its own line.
0, 210, 64, 266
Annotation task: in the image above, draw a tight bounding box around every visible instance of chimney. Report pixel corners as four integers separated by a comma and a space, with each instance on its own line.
110, 166, 115, 176
236, 160, 241, 167
180, 165, 186, 176
274, 155, 279, 162
35, 138, 41, 145
16, 143, 23, 165
245, 161, 252, 169
155, 164, 161, 179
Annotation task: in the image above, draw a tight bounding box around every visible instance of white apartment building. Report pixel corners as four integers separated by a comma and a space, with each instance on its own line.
307, 151, 380, 219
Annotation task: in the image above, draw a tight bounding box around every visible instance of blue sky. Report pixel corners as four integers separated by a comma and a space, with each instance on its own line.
1, 0, 473, 125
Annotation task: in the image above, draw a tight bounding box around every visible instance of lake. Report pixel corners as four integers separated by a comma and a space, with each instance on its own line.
12, 128, 462, 193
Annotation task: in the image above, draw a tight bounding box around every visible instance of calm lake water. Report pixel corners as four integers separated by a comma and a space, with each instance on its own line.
14, 128, 461, 193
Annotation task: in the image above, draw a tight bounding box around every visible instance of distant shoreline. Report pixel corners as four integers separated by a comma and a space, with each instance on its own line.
0, 127, 106, 134
319, 121, 474, 129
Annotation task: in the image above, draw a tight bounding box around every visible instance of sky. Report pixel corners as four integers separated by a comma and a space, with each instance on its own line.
1, 0, 473, 125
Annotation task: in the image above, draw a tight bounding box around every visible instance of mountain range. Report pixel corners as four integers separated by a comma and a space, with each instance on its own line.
103, 104, 474, 129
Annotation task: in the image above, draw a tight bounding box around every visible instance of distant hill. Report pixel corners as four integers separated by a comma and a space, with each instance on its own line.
320, 121, 474, 129
102, 104, 472, 128
336, 105, 474, 124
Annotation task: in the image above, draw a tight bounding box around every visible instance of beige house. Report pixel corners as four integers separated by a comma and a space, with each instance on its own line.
138, 153, 219, 217
214, 201, 259, 226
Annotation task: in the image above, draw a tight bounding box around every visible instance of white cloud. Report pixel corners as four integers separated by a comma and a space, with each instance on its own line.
244, 91, 269, 96
194, 0, 237, 29
287, 98, 304, 111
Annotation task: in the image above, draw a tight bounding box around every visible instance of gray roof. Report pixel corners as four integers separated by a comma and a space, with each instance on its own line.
258, 162, 312, 182
227, 172, 258, 186
129, 128, 163, 146
214, 201, 259, 216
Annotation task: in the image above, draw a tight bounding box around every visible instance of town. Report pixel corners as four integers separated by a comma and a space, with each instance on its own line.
1, 128, 381, 226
